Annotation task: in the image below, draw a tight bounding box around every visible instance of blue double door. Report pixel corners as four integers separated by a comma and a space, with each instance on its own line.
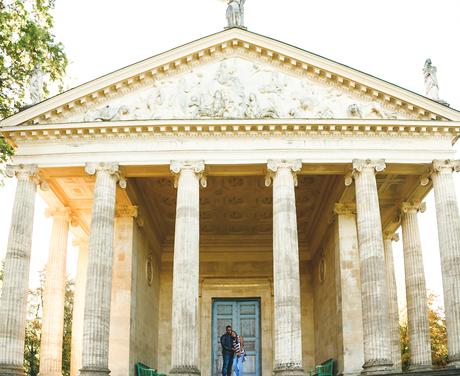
212, 299, 261, 376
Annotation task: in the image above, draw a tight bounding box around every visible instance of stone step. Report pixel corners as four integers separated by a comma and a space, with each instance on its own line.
372, 368, 460, 376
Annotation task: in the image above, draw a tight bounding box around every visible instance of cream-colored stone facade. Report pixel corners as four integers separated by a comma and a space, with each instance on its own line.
1, 27, 460, 376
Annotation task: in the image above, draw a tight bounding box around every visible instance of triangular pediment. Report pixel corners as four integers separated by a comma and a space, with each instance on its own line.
2, 28, 459, 126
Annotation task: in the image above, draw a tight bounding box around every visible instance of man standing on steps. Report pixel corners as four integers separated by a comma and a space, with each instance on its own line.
220, 325, 234, 376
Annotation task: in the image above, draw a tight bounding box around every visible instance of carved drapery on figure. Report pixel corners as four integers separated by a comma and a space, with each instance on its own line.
423, 59, 439, 101
226, 0, 246, 29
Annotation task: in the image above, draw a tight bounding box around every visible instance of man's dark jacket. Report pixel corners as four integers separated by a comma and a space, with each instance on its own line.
220, 333, 233, 354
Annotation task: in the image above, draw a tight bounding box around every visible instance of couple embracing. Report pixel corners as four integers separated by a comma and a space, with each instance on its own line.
220, 325, 246, 376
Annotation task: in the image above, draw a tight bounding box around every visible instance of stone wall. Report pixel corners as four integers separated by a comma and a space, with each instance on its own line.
129, 223, 160, 372
312, 226, 339, 364
300, 261, 315, 371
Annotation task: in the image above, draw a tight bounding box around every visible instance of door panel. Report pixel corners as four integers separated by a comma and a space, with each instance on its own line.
212, 299, 260, 376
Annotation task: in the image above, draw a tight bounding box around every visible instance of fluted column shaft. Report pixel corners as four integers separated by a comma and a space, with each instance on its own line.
429, 160, 460, 366
347, 159, 392, 374
400, 202, 431, 370
79, 163, 123, 376
39, 208, 72, 376
0, 165, 41, 376
170, 161, 205, 376
382, 233, 401, 372
70, 239, 89, 376
267, 160, 304, 376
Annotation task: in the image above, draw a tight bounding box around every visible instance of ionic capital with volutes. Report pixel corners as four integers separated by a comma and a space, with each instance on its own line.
421, 160, 460, 186
265, 159, 302, 187
84, 162, 126, 188
5, 163, 48, 189
401, 201, 426, 215
170, 160, 206, 188
345, 159, 386, 186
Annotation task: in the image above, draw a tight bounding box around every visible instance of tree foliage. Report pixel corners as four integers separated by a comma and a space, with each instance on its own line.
400, 294, 448, 371
0, 0, 68, 162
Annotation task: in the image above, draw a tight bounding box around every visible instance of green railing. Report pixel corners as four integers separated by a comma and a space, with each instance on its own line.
309, 358, 335, 376
135, 362, 166, 376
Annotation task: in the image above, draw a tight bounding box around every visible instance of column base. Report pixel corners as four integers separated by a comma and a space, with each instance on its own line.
0, 364, 25, 376
79, 367, 110, 376
447, 354, 460, 368
273, 363, 305, 376
169, 365, 200, 376
408, 364, 432, 372
361, 359, 393, 375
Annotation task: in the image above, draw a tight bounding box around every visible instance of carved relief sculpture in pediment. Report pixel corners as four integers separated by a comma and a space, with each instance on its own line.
68, 57, 413, 122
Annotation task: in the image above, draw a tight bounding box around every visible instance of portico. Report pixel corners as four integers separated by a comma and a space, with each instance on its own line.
1, 27, 460, 376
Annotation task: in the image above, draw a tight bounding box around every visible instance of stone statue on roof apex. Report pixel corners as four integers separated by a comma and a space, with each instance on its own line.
226, 0, 246, 29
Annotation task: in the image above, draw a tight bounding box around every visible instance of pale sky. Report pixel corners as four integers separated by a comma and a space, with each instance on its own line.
1, 0, 460, 315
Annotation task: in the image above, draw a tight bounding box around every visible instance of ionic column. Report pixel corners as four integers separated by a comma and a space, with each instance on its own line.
382, 232, 402, 372
79, 162, 125, 376
70, 238, 89, 376
266, 160, 304, 376
345, 159, 392, 374
169, 161, 206, 376
39, 207, 73, 376
424, 160, 460, 367
0, 164, 42, 376
400, 202, 432, 370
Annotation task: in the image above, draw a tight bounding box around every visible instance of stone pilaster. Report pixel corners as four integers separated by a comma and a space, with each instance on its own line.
266, 160, 304, 376
346, 159, 393, 374
169, 161, 205, 376
0, 165, 42, 376
400, 201, 432, 370
39, 207, 73, 376
108, 205, 137, 376
79, 162, 125, 376
382, 232, 402, 373
334, 203, 364, 376
71, 238, 89, 376
424, 160, 460, 367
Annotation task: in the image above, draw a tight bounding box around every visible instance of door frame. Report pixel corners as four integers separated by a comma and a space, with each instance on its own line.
211, 298, 262, 376
200, 278, 273, 376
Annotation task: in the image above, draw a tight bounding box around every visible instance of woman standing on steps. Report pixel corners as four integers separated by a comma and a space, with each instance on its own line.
231, 330, 246, 376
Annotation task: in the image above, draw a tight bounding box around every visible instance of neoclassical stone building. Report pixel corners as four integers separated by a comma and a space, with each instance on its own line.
1, 26, 460, 376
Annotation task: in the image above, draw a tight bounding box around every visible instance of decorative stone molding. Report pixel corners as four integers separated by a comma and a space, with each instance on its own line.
401, 201, 426, 214
345, 159, 386, 186
334, 202, 356, 216
265, 159, 302, 187
3, 119, 460, 144
5, 164, 48, 190
170, 160, 207, 188
115, 205, 138, 218
84, 162, 126, 188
